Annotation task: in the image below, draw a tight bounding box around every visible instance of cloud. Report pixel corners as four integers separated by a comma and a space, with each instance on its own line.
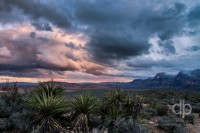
87, 28, 150, 64
0, 25, 111, 78
75, 1, 192, 65
158, 40, 176, 55
32, 21, 52, 31
0, 46, 12, 58
186, 45, 200, 51
30, 32, 36, 38
126, 58, 174, 68
0, 0, 71, 28
188, 5, 200, 20
1, 0, 200, 82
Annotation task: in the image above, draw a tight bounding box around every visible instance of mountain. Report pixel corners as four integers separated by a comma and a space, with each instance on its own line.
1, 69, 199, 91
130, 69, 200, 89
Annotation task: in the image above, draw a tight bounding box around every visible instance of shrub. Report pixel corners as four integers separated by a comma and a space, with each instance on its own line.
70, 92, 97, 132
26, 82, 68, 133
33, 81, 65, 97
155, 104, 168, 116
192, 104, 200, 113
0, 83, 27, 132
113, 118, 148, 133
173, 125, 187, 133
158, 115, 185, 133
0, 118, 12, 132
184, 114, 195, 124
141, 107, 158, 120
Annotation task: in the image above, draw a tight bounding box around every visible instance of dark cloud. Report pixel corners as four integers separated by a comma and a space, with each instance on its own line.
32, 21, 52, 31
87, 28, 150, 64
1, 0, 71, 28
144, 3, 186, 41
0, 35, 79, 78
188, 5, 200, 20
79, 1, 188, 64
186, 45, 200, 51
74, 1, 134, 25
30, 32, 36, 38
65, 42, 78, 49
38, 37, 49, 43
0, 63, 76, 72
1, 0, 200, 80
188, 5, 200, 27
127, 59, 174, 68
158, 40, 176, 55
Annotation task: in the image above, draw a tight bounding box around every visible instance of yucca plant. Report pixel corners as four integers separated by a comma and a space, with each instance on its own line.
70, 92, 97, 133
105, 89, 127, 107
122, 95, 145, 120
26, 82, 68, 133
33, 81, 65, 97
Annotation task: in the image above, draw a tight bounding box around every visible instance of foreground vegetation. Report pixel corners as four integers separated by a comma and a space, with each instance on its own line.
0, 82, 200, 133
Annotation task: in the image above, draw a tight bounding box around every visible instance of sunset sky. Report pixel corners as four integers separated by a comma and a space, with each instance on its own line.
0, 0, 200, 83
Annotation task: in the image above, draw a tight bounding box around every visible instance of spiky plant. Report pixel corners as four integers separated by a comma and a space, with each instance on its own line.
26, 82, 68, 133
70, 92, 97, 133
122, 95, 145, 120
99, 89, 127, 118
33, 81, 65, 97
105, 89, 127, 107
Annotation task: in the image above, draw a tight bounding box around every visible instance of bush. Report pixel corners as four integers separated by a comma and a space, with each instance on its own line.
192, 104, 200, 113
158, 115, 185, 133
0, 84, 28, 132
113, 118, 148, 133
0, 118, 12, 132
141, 107, 158, 120
173, 125, 187, 133
155, 104, 168, 116
184, 114, 195, 124
26, 82, 68, 133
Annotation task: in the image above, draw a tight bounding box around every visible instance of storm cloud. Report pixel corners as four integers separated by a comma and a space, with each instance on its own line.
0, 0, 200, 82
0, 0, 71, 28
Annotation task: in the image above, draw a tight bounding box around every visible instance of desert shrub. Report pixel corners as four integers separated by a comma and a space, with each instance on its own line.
141, 107, 158, 120
0, 83, 28, 132
184, 114, 195, 124
33, 81, 65, 97
155, 104, 168, 116
192, 104, 200, 113
173, 125, 187, 133
122, 94, 144, 119
26, 82, 68, 133
0, 118, 12, 132
98, 90, 145, 131
158, 115, 185, 133
70, 92, 97, 132
113, 118, 148, 133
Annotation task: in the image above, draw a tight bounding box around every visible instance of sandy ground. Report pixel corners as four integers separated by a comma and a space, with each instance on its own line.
186, 114, 200, 133
143, 114, 200, 133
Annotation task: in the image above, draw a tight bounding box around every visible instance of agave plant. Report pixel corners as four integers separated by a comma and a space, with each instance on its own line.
70, 92, 97, 133
122, 95, 145, 120
105, 89, 127, 107
26, 82, 68, 133
33, 81, 65, 97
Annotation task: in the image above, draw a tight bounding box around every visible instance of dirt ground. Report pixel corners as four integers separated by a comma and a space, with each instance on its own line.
143, 114, 200, 133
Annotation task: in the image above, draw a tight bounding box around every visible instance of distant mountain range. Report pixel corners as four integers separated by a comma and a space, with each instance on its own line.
0, 69, 200, 91
130, 69, 200, 89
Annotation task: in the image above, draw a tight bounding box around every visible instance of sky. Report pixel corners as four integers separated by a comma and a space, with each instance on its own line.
0, 0, 200, 83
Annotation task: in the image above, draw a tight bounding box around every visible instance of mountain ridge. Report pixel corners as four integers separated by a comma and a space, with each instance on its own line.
131, 69, 200, 89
